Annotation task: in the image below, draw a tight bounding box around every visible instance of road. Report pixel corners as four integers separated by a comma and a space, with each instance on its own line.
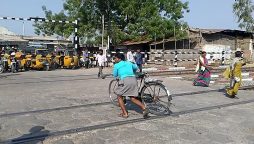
0, 68, 254, 144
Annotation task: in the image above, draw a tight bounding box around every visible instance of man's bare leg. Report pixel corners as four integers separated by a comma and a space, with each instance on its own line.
130, 97, 149, 118
130, 97, 145, 110
117, 96, 128, 117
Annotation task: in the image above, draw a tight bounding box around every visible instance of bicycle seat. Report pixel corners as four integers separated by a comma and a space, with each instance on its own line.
145, 78, 163, 83
136, 72, 146, 79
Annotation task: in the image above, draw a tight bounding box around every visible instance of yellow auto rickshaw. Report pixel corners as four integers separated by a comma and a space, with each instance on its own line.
15, 51, 30, 71
28, 49, 50, 71
63, 50, 79, 69
54, 49, 65, 68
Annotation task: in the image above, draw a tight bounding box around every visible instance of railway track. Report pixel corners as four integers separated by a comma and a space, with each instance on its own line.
1, 85, 254, 144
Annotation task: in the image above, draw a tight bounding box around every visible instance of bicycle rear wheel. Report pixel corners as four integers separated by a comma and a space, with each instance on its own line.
141, 83, 172, 115
109, 79, 119, 106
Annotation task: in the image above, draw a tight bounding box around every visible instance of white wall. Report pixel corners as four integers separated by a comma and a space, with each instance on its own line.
203, 44, 232, 60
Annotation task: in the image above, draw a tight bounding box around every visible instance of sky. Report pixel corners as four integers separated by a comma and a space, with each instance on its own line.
0, 0, 241, 36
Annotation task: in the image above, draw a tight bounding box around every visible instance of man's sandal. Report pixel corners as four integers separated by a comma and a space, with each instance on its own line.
118, 113, 129, 118
143, 108, 149, 119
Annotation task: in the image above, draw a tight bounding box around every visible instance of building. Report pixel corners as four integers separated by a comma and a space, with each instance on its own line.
0, 26, 72, 53
147, 28, 254, 63
0, 27, 28, 50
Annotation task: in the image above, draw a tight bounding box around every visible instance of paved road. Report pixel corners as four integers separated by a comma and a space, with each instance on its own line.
0, 68, 254, 144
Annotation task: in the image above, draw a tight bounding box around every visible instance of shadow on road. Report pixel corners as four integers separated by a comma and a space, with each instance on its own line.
11, 126, 49, 144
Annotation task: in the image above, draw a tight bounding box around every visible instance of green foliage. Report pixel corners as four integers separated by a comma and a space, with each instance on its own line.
233, 0, 254, 32
34, 0, 189, 45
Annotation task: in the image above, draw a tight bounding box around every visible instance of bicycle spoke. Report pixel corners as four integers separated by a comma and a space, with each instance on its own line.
141, 83, 171, 115
109, 79, 119, 106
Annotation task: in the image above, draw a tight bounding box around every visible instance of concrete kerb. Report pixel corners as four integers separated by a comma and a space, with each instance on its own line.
143, 66, 254, 86
144, 66, 254, 76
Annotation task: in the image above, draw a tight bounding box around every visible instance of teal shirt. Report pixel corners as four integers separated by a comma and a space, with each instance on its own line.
113, 61, 138, 80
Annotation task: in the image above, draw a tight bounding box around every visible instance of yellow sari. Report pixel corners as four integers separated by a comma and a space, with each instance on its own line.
226, 58, 245, 97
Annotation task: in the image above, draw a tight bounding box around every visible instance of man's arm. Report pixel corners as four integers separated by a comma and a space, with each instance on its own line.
113, 65, 118, 77
126, 52, 130, 61
132, 63, 138, 72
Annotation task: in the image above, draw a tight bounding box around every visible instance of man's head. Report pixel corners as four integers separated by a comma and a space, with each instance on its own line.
114, 53, 123, 63
201, 51, 206, 57
137, 49, 140, 53
235, 51, 242, 58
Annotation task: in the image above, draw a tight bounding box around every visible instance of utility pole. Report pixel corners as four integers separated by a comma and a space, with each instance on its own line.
174, 25, 176, 50
155, 33, 157, 51
102, 15, 104, 48
107, 0, 112, 46
22, 22, 25, 36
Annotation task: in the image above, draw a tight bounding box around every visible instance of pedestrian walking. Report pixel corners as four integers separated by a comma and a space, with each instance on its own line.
96, 50, 107, 78
225, 50, 246, 98
83, 49, 89, 68
126, 49, 135, 63
113, 53, 149, 119
193, 51, 212, 87
134, 49, 143, 72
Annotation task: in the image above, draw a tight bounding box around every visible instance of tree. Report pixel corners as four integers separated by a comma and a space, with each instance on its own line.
233, 0, 254, 32
34, 0, 189, 45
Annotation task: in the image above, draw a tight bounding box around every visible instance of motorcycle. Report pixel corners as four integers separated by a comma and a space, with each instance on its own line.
10, 55, 17, 73
0, 58, 4, 73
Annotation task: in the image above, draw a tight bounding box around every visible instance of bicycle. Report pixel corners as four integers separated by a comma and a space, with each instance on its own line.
108, 72, 172, 115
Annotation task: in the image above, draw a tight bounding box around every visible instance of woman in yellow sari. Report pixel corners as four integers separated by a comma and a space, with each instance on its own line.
226, 51, 246, 98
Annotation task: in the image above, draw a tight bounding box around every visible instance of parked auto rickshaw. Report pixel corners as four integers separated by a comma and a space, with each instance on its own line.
15, 51, 30, 71
45, 53, 58, 70
63, 50, 79, 69
27, 49, 50, 71
54, 49, 65, 68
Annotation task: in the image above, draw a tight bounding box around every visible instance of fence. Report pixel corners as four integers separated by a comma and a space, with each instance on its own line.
107, 50, 235, 67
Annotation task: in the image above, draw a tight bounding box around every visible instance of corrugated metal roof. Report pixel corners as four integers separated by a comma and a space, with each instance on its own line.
0, 34, 28, 42
121, 40, 151, 46
189, 28, 252, 34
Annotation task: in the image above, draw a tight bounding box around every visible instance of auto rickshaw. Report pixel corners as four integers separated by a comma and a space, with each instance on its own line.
54, 49, 65, 68
15, 51, 30, 71
27, 49, 50, 71
63, 50, 79, 69
45, 53, 58, 70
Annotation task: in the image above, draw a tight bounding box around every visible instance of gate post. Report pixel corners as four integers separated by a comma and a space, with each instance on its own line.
174, 51, 178, 67
221, 51, 225, 65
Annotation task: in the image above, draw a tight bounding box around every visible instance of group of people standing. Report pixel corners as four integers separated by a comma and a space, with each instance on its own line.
94, 49, 144, 78
126, 49, 144, 72
193, 49, 246, 98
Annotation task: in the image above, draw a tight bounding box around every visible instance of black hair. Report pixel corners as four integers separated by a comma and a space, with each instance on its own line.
199, 51, 206, 54
235, 51, 242, 58
114, 53, 125, 60
116, 49, 120, 53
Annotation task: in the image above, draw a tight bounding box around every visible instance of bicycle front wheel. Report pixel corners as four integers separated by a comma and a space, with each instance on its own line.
108, 79, 119, 106
141, 83, 172, 115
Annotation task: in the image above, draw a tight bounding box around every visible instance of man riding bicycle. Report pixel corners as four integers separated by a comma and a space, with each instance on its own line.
113, 53, 149, 118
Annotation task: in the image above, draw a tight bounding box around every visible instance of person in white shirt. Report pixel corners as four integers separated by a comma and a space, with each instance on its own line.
126, 49, 135, 63
96, 50, 107, 78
